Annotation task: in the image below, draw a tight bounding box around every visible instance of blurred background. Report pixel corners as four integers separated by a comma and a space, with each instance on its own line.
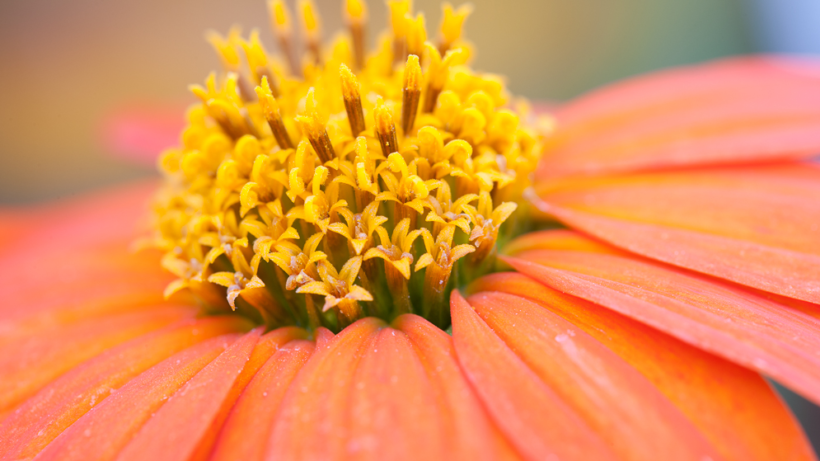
0, 0, 818, 447
6, 0, 820, 204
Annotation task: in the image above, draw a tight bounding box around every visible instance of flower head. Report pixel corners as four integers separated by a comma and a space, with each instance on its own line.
4, 2, 820, 461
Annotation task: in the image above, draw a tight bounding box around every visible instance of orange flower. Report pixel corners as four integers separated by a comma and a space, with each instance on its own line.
2, 1, 820, 461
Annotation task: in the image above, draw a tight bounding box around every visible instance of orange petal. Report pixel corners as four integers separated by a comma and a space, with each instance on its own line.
534, 164, 820, 303
504, 250, 820, 406
113, 329, 262, 461
0, 306, 196, 412
450, 291, 617, 461
538, 57, 820, 178
502, 228, 626, 256
344, 325, 446, 460
466, 290, 719, 461
35, 333, 240, 461
471, 272, 816, 461
209, 339, 315, 461
188, 327, 309, 461
0, 316, 247, 459
394, 314, 521, 461
267, 318, 383, 459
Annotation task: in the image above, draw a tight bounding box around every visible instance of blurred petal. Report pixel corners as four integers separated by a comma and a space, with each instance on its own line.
113, 329, 261, 461
35, 334, 240, 461
100, 103, 187, 166
502, 228, 626, 256
394, 314, 520, 461
504, 248, 820, 406
538, 57, 820, 179
0, 306, 196, 412
187, 327, 309, 461
471, 272, 816, 461
0, 316, 246, 459
463, 291, 719, 461
450, 291, 617, 461
533, 164, 820, 303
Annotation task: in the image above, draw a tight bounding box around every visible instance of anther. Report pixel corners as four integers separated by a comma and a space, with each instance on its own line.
340, 64, 366, 136
296, 88, 336, 163
401, 55, 422, 135
255, 77, 294, 149
374, 99, 399, 157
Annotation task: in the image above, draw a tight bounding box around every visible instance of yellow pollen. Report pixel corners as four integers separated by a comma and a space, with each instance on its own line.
152, 0, 547, 332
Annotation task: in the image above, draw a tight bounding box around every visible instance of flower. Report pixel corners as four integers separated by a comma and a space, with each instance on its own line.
2, 1, 820, 460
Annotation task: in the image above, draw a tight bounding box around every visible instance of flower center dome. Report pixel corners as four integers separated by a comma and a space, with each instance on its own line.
150, 0, 546, 332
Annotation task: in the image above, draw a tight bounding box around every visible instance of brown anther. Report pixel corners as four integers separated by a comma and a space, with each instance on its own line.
423, 85, 442, 114
296, 89, 336, 163
401, 55, 422, 135
255, 77, 294, 149
374, 101, 399, 156
340, 64, 366, 136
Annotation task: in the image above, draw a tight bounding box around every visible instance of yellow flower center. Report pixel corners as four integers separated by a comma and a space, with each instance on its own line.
151, 0, 546, 331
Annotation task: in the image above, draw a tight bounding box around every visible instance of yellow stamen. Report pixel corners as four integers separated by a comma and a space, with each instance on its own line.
268, 0, 299, 74
423, 44, 466, 112
401, 54, 422, 135
439, 3, 472, 54
255, 77, 294, 149
405, 14, 427, 63
388, 0, 412, 64
299, 0, 322, 65
344, 0, 367, 70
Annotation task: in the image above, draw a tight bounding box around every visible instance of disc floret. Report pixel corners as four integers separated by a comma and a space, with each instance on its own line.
152, 0, 547, 332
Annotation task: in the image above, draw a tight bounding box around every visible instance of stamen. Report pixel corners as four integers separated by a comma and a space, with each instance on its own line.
207, 30, 256, 102
242, 30, 279, 95
405, 14, 427, 64
295, 88, 336, 163
255, 77, 294, 149
374, 99, 399, 156
340, 64, 366, 136
388, 0, 412, 64
416, 226, 474, 327
268, 0, 299, 75
423, 45, 465, 113
299, 0, 323, 66
207, 29, 241, 72
344, 0, 367, 70
439, 3, 472, 54
363, 219, 420, 316
401, 55, 422, 135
